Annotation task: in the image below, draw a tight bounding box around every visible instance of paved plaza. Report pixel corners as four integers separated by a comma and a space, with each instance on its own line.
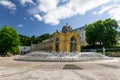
0, 56, 120, 80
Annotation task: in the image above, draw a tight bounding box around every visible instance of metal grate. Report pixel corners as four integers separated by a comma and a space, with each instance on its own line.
63, 64, 83, 69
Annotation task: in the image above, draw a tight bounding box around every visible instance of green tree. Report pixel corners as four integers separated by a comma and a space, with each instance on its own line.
85, 18, 118, 46
30, 35, 35, 44
0, 25, 20, 56
93, 20, 104, 45
35, 33, 53, 44
85, 24, 96, 45
19, 33, 53, 46
103, 18, 118, 46
19, 35, 31, 46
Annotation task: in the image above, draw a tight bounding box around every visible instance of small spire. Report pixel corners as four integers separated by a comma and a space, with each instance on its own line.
66, 22, 68, 26
56, 30, 58, 32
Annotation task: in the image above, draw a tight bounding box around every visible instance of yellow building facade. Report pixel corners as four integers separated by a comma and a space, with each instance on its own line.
53, 31, 80, 52
32, 24, 81, 52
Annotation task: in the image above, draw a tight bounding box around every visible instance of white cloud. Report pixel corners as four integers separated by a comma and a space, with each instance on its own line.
0, 0, 16, 10
113, 0, 120, 3
108, 6, 120, 21
34, 14, 42, 21
98, 5, 115, 15
29, 0, 112, 25
23, 17, 27, 20
30, 17, 34, 20
93, 3, 118, 15
17, 24, 23, 27
38, 0, 59, 13
93, 1, 120, 22
28, 0, 59, 15
19, 0, 34, 6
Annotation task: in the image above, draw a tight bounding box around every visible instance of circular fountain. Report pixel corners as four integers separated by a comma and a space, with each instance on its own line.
15, 51, 111, 62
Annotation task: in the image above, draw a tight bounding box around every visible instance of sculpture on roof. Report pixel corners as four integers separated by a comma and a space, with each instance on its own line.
62, 23, 73, 33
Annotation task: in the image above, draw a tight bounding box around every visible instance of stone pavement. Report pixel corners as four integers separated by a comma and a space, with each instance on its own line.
0, 56, 120, 80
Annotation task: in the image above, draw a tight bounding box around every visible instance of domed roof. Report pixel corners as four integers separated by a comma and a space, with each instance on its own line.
62, 23, 73, 33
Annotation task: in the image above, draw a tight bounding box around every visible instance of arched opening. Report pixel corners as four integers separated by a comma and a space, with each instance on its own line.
70, 37, 77, 52
55, 38, 59, 52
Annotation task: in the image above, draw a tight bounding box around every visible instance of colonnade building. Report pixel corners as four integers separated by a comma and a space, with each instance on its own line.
32, 24, 81, 52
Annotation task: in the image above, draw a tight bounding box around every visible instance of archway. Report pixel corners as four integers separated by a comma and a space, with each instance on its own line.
55, 38, 59, 52
70, 37, 77, 52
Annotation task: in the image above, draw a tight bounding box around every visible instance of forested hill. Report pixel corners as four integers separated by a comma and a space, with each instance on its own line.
19, 33, 53, 46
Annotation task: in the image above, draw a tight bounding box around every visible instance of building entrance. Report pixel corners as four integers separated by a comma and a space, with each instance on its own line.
70, 37, 77, 52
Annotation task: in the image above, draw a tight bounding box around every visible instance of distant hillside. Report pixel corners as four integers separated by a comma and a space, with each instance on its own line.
19, 33, 53, 46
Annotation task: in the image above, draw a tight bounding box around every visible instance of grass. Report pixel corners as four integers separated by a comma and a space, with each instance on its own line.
98, 52, 120, 57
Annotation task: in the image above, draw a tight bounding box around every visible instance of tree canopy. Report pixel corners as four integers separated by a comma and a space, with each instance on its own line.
19, 33, 53, 46
0, 25, 20, 56
19, 35, 31, 46
85, 18, 118, 46
34, 33, 53, 44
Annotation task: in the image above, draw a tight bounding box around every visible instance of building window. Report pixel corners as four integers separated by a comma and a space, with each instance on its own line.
55, 38, 59, 52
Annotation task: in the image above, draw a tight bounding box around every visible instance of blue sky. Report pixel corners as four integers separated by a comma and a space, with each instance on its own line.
0, 0, 120, 37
